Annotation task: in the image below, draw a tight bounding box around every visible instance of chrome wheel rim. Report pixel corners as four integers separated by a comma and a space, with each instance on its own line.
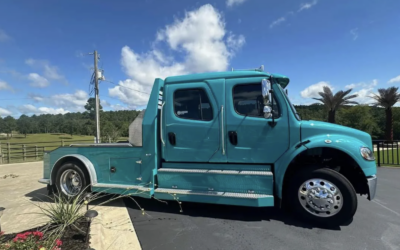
60, 170, 82, 196
298, 178, 343, 218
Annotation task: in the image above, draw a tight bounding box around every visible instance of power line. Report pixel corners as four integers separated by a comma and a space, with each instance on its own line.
104, 80, 150, 95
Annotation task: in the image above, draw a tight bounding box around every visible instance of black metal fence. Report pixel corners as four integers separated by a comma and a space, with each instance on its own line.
372, 140, 400, 167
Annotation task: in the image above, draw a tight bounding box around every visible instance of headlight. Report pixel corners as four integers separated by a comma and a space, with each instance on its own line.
360, 147, 375, 161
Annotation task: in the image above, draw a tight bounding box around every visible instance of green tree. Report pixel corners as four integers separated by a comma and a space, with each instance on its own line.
370, 87, 400, 141
17, 114, 31, 138
3, 116, 16, 138
84, 97, 103, 119
313, 86, 358, 123
337, 105, 380, 137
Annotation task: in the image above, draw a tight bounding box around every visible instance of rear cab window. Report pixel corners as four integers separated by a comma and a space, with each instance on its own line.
173, 89, 213, 121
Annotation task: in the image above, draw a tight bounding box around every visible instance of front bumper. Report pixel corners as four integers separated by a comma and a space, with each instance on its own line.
367, 175, 377, 200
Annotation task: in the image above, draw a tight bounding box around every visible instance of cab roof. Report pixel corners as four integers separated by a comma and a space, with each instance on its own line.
163, 71, 290, 88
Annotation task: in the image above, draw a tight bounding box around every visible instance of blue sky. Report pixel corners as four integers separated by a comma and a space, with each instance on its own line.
0, 0, 399, 117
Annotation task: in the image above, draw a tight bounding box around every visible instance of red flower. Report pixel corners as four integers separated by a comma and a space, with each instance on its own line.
56, 239, 63, 246
33, 231, 44, 239
0, 231, 4, 236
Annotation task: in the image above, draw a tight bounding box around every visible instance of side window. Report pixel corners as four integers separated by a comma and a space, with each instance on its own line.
174, 89, 213, 121
233, 84, 280, 118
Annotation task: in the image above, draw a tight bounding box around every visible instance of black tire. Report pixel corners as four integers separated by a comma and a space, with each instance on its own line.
287, 167, 357, 226
55, 162, 89, 199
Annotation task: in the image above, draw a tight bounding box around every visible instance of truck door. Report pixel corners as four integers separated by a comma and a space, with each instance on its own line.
163, 81, 223, 162
225, 77, 290, 163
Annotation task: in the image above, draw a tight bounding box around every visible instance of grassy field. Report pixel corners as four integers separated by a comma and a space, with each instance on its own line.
374, 149, 400, 166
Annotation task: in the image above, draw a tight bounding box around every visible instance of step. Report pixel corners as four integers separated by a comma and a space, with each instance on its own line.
157, 168, 273, 195
161, 162, 271, 171
153, 188, 274, 207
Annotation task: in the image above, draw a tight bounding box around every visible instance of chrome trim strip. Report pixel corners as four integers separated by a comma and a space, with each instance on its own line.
160, 102, 166, 147
50, 154, 98, 186
367, 175, 377, 200
158, 168, 273, 176
93, 183, 151, 191
221, 105, 225, 155
38, 178, 50, 185
69, 143, 132, 147
154, 188, 273, 199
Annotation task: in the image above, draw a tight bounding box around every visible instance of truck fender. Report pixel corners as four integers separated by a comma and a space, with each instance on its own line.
274, 134, 369, 199
50, 154, 98, 186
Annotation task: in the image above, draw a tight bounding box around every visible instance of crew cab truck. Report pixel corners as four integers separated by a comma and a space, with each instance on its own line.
38, 69, 377, 225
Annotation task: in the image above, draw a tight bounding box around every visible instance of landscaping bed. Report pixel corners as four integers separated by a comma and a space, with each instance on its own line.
0, 219, 89, 250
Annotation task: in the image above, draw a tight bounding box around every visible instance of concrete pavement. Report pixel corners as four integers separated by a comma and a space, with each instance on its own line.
0, 161, 141, 250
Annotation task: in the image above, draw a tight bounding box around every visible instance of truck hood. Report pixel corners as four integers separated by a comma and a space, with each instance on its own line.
300, 120, 373, 149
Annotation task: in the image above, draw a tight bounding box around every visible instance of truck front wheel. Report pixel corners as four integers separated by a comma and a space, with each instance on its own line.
55, 162, 88, 199
288, 167, 357, 226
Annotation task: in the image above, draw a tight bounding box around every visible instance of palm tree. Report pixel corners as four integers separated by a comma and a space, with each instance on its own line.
313, 86, 358, 123
370, 87, 400, 141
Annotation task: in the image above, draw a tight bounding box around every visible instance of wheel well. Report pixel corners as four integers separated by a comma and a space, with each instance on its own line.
281, 147, 368, 203
51, 157, 91, 189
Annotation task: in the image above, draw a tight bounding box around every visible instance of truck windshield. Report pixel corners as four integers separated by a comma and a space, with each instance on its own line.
278, 84, 301, 121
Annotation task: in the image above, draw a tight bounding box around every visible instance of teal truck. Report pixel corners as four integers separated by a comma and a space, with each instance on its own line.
38, 69, 377, 225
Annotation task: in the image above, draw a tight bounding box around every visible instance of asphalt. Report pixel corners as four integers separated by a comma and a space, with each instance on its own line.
125, 167, 400, 250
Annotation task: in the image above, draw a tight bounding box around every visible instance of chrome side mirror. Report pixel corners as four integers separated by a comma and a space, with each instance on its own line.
261, 79, 272, 118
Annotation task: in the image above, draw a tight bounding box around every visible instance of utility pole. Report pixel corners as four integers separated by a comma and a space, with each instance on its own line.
93, 50, 100, 143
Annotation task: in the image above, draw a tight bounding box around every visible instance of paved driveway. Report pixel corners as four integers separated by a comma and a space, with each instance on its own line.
126, 167, 400, 250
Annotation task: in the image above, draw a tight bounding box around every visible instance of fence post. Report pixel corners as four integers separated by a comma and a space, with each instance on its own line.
35, 145, 38, 160
61, 140, 64, 147
23, 145, 26, 162
0, 143, 2, 165
7, 143, 10, 163
377, 142, 381, 167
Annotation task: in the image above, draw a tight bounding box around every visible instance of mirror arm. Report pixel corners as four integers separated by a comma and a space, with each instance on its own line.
269, 76, 276, 127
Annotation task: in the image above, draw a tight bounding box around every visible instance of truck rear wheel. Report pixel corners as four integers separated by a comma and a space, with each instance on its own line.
55, 162, 88, 199
288, 167, 357, 226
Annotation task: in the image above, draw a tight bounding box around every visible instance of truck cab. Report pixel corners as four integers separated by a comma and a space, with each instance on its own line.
39, 69, 377, 225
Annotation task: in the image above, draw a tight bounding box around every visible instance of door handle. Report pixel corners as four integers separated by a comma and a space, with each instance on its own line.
168, 132, 176, 145
228, 131, 238, 145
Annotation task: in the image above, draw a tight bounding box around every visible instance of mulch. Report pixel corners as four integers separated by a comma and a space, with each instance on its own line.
1, 219, 89, 250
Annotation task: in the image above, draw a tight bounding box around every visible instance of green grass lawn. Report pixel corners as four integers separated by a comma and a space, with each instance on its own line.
374, 149, 400, 166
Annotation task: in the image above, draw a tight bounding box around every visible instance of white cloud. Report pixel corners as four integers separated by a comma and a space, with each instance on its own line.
270, 17, 286, 28
352, 88, 374, 104
226, 0, 247, 7
28, 93, 45, 102
0, 107, 12, 116
26, 90, 89, 112
0, 29, 11, 42
27, 73, 50, 88
25, 59, 67, 84
301, 81, 333, 98
345, 79, 378, 89
0, 80, 13, 91
350, 28, 358, 41
49, 90, 88, 111
109, 79, 150, 109
388, 75, 400, 84
227, 33, 246, 51
110, 4, 245, 108
298, 0, 318, 12
18, 104, 70, 115
18, 104, 37, 113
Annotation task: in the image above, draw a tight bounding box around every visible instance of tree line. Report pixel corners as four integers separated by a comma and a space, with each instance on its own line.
0, 86, 399, 142
0, 98, 140, 142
